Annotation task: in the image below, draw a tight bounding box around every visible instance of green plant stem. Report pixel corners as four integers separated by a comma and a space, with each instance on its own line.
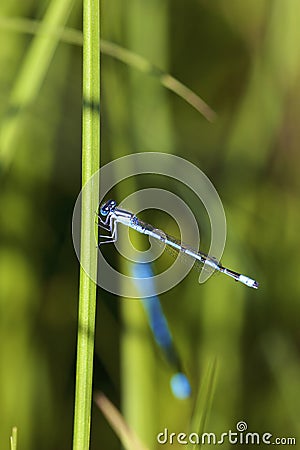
72, 0, 100, 449
189, 358, 218, 450
0, 0, 75, 169
10, 427, 17, 450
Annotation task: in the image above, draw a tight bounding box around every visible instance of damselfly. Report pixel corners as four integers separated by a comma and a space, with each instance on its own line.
97, 199, 259, 289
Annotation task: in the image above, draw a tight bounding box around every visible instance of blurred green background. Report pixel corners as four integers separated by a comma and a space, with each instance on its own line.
1, 0, 300, 449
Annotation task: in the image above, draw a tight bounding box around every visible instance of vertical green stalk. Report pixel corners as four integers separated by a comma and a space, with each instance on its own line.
0, 0, 75, 170
10, 427, 17, 450
121, 1, 173, 445
73, 1, 100, 449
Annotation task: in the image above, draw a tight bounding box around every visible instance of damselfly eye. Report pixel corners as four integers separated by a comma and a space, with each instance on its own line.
100, 207, 108, 217
100, 199, 116, 216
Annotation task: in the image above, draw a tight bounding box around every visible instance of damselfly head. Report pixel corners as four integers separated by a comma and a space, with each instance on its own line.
100, 199, 117, 216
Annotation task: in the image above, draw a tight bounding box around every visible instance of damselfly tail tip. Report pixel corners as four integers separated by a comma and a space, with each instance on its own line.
239, 274, 259, 289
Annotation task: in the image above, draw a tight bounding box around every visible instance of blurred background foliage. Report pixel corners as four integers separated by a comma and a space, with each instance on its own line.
1, 0, 300, 449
